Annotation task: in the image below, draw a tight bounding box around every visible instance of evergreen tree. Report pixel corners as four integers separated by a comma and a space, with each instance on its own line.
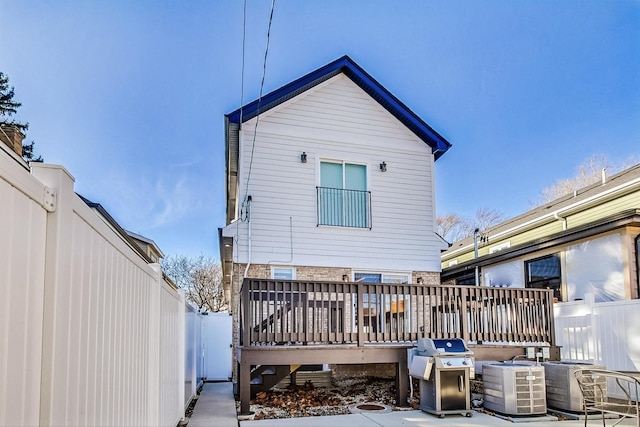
0, 72, 43, 161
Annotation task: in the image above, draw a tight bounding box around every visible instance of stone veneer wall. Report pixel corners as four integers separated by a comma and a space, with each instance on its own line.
229, 264, 441, 384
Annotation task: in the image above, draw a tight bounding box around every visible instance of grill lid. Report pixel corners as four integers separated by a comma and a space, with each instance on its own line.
417, 338, 472, 356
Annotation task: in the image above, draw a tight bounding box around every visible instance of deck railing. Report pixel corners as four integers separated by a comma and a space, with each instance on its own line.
241, 279, 555, 347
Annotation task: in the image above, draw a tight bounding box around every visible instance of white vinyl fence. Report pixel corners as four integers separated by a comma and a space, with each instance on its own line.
554, 293, 640, 371
0, 152, 192, 427
185, 303, 205, 409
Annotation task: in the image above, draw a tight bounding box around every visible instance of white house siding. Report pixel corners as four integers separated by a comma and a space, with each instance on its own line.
228, 75, 441, 272
567, 191, 640, 228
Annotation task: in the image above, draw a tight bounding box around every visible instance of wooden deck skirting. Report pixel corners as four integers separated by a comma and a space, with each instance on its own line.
238, 279, 559, 414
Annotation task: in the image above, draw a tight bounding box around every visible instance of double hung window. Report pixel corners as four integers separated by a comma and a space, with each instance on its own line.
318, 161, 371, 228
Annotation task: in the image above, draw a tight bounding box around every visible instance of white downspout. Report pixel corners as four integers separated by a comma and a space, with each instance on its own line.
474, 228, 480, 286
243, 196, 252, 278
553, 212, 567, 231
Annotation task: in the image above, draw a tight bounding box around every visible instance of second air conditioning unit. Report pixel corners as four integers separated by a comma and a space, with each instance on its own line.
542, 361, 606, 412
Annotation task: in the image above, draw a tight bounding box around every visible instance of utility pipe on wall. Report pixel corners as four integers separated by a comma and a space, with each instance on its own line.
474, 228, 480, 286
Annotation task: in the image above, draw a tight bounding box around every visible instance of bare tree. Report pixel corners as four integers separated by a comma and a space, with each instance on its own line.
437, 207, 505, 243
474, 207, 505, 231
532, 154, 639, 206
162, 254, 226, 312
437, 213, 465, 242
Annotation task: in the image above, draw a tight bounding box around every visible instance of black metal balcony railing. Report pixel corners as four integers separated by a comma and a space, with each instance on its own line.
241, 279, 556, 347
317, 186, 371, 229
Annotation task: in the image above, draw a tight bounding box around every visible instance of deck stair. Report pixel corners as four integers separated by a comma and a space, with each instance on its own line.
252, 303, 291, 333
250, 364, 301, 397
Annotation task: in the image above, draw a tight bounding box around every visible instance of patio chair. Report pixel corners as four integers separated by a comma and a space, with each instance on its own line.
574, 368, 640, 427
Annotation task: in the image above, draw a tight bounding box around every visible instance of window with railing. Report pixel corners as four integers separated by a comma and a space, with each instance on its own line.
317, 186, 371, 228
318, 161, 371, 228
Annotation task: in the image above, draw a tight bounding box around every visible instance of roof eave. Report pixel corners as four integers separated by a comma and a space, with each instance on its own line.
226, 55, 451, 160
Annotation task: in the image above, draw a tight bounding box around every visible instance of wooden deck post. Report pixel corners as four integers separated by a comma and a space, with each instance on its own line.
396, 353, 408, 406
239, 358, 252, 415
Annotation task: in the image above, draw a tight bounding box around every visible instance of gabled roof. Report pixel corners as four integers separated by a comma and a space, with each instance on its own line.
226, 55, 452, 159
126, 229, 165, 259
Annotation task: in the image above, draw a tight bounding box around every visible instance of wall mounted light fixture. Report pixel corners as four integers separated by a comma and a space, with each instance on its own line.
301, 152, 307, 163
342, 274, 349, 282
417, 277, 424, 284
379, 161, 387, 172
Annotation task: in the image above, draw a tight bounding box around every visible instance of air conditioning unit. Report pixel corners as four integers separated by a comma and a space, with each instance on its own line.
542, 362, 606, 412
483, 363, 546, 416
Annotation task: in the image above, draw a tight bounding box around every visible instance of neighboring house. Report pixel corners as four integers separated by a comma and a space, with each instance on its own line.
79, 195, 171, 278
0, 124, 25, 157
127, 230, 164, 263
440, 163, 640, 303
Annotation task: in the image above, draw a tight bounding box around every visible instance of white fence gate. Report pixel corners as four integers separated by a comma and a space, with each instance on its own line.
203, 313, 233, 380
554, 293, 640, 371
0, 151, 190, 427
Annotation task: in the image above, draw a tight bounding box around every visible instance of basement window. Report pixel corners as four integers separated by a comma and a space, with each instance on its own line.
271, 267, 295, 280
353, 272, 409, 283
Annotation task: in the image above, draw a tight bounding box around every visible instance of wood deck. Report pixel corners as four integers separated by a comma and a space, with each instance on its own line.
238, 279, 559, 414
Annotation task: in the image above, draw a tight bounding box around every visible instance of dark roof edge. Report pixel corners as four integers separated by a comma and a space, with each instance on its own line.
77, 194, 153, 264
225, 55, 451, 160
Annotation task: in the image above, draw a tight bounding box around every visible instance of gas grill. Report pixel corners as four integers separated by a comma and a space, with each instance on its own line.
409, 338, 474, 418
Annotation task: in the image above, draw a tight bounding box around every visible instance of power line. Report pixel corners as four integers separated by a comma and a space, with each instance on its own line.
242, 0, 276, 211
239, 0, 247, 125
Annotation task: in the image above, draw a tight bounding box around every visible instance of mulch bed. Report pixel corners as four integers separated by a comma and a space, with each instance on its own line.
243, 376, 486, 420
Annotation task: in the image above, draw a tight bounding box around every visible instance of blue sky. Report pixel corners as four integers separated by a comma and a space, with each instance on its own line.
1, 1, 639, 259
